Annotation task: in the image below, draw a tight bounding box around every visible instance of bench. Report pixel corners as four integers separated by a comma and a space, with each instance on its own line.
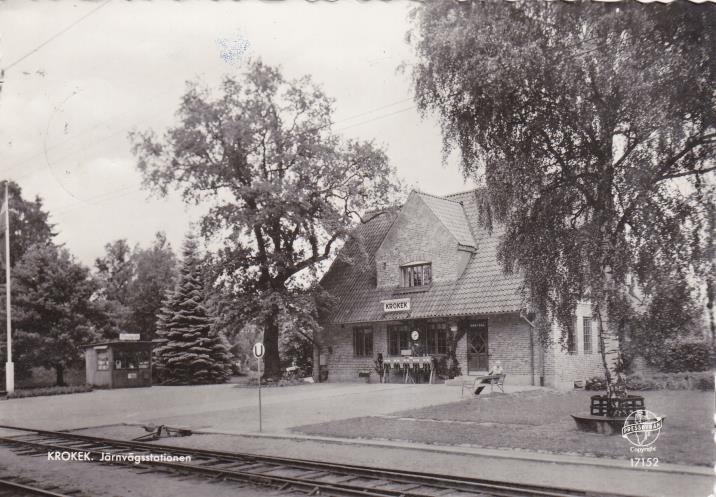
460, 373, 506, 397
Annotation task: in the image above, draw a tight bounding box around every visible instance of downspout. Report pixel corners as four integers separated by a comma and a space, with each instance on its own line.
520, 310, 536, 386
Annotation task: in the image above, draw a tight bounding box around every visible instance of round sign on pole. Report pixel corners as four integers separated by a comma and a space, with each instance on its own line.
411, 330, 419, 341
253, 342, 265, 359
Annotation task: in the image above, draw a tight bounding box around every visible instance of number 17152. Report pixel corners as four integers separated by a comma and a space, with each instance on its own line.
630, 457, 658, 467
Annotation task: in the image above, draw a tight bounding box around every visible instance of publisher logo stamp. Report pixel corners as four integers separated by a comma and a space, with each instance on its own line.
622, 409, 663, 447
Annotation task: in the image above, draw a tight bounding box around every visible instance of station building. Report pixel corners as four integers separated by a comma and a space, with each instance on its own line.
319, 189, 603, 389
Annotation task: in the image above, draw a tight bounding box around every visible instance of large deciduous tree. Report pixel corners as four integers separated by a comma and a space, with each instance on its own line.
129, 232, 178, 340
94, 239, 134, 336
95, 233, 178, 340
131, 60, 399, 378
411, 1, 715, 405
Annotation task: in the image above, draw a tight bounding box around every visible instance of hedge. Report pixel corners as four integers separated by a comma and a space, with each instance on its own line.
5, 384, 94, 399
585, 372, 713, 391
657, 341, 715, 373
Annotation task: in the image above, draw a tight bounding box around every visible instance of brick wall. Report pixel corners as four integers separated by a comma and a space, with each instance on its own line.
323, 313, 538, 385
375, 194, 468, 287
322, 307, 619, 389
486, 314, 535, 385
544, 302, 604, 389
455, 327, 467, 375
321, 323, 386, 382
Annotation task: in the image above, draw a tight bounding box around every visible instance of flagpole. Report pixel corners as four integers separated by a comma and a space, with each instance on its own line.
4, 182, 13, 394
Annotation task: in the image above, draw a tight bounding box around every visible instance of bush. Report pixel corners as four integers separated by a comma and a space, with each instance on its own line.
585, 376, 607, 390
659, 341, 714, 373
585, 372, 713, 392
5, 384, 94, 399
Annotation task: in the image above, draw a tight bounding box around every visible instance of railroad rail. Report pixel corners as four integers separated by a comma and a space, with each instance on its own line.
0, 425, 630, 497
0, 475, 79, 496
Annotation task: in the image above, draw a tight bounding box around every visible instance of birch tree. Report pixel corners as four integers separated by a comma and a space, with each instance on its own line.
410, 0, 715, 406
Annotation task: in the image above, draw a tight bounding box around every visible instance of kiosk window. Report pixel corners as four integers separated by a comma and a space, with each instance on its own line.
137, 351, 150, 369
114, 350, 139, 370
387, 325, 410, 356
97, 350, 109, 371
353, 327, 373, 357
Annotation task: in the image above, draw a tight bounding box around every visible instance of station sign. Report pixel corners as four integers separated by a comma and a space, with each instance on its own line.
119, 333, 141, 341
253, 342, 265, 359
382, 298, 410, 313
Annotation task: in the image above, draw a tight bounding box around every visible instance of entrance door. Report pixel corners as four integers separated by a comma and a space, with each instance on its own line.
467, 320, 488, 372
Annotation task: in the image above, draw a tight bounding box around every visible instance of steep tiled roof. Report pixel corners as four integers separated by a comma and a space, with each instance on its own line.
320, 190, 525, 324
415, 192, 476, 248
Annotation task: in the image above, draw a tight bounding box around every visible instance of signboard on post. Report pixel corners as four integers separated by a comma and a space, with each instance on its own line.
253, 342, 264, 432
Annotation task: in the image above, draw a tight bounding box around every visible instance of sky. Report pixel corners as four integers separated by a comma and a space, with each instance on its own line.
0, 1, 471, 267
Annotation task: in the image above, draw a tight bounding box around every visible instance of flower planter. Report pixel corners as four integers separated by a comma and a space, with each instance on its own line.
572, 395, 646, 435
590, 394, 645, 417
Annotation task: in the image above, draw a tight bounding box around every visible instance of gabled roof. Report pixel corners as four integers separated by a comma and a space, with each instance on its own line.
320, 189, 525, 324
414, 192, 476, 249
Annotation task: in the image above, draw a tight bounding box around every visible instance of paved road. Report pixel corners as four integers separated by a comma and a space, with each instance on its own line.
0, 382, 492, 433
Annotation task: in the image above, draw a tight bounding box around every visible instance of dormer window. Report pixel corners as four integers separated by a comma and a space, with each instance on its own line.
401, 261, 432, 287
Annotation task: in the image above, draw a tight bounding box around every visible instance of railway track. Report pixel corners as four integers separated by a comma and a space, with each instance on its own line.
0, 425, 629, 497
0, 475, 81, 496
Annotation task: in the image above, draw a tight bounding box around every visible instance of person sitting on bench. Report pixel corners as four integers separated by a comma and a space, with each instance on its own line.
474, 361, 504, 395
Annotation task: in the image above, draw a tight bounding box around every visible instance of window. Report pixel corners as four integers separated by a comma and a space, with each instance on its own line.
387, 322, 448, 356
583, 317, 593, 354
137, 351, 150, 369
400, 262, 432, 288
567, 318, 577, 354
387, 324, 410, 356
114, 350, 138, 370
353, 327, 373, 357
426, 322, 448, 355
97, 350, 109, 371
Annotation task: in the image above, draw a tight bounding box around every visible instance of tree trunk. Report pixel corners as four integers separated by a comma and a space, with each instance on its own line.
55, 364, 66, 387
263, 311, 281, 379
594, 286, 628, 418
706, 277, 715, 345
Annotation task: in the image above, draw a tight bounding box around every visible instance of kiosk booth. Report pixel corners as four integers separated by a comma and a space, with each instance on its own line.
84, 340, 153, 389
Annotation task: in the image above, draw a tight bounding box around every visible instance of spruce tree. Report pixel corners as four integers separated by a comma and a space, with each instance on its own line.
153, 234, 232, 385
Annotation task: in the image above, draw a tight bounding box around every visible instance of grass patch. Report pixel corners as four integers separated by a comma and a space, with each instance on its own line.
293, 389, 713, 466
5, 384, 94, 399
232, 376, 311, 388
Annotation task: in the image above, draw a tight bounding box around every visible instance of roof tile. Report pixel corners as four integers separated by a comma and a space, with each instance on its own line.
321, 190, 524, 324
